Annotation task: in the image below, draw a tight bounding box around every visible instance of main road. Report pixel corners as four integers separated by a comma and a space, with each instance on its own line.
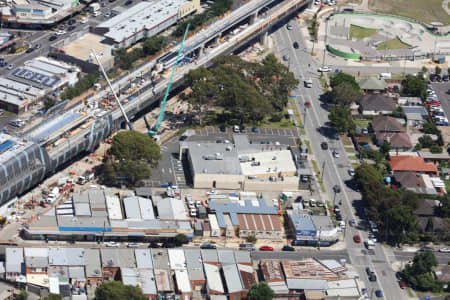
273, 21, 409, 299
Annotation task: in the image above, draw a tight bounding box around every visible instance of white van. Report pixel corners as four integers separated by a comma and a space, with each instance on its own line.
380, 72, 391, 79
233, 125, 240, 133
309, 199, 316, 207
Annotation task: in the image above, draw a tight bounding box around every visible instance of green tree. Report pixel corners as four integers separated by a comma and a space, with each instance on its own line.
430, 145, 443, 153
104, 131, 161, 186
402, 251, 441, 292
329, 107, 355, 133
439, 194, 450, 218
175, 233, 188, 245
423, 122, 439, 134
328, 82, 361, 106
402, 75, 427, 98
109, 131, 161, 167
142, 35, 165, 56
380, 140, 391, 155
330, 72, 360, 90
16, 290, 28, 300
95, 281, 146, 300
247, 282, 274, 300
435, 66, 442, 75
246, 235, 257, 244
44, 97, 57, 111
419, 135, 434, 148
391, 106, 405, 118
43, 294, 62, 300
422, 66, 428, 74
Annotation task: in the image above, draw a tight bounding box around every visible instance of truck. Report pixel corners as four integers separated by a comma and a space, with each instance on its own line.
89, 3, 100, 15
77, 172, 94, 185
304, 78, 312, 88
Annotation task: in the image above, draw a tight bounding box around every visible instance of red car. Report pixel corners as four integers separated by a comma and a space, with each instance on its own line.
259, 245, 274, 251
399, 281, 407, 289
353, 235, 361, 243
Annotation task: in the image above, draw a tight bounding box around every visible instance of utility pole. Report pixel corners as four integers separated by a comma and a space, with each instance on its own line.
318, 226, 322, 251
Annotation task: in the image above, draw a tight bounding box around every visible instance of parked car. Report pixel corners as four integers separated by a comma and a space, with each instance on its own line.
125, 0, 132, 4
106, 242, 119, 247
399, 281, 407, 289
439, 248, 450, 253
353, 235, 361, 243
375, 290, 383, 297
200, 242, 216, 249
282, 245, 295, 251
444, 75, 449, 81
348, 168, 355, 176
321, 142, 328, 150
7, 64, 14, 70
127, 242, 138, 248
332, 150, 340, 158
239, 244, 256, 251
49, 35, 57, 41
259, 245, 274, 251
286, 24, 292, 30
26, 47, 34, 53
420, 246, 434, 252
349, 219, 356, 226
293, 41, 299, 49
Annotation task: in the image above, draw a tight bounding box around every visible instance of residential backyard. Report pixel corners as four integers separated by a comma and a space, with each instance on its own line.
369, 0, 450, 26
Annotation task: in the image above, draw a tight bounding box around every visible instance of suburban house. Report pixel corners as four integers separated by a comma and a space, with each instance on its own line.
393, 172, 427, 193
414, 199, 444, 235
359, 94, 396, 115
371, 116, 412, 151
355, 76, 387, 93
389, 155, 439, 176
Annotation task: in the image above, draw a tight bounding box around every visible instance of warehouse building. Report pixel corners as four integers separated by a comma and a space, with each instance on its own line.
93, 0, 200, 48
0, 56, 79, 114
181, 135, 299, 191
288, 212, 338, 245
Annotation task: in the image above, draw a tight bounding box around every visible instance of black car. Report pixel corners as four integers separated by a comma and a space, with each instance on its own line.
219, 125, 226, 132
436, 75, 442, 82
393, 85, 400, 93
26, 47, 34, 53
321, 142, 328, 150
282, 245, 295, 251
444, 75, 449, 81
162, 242, 176, 248
295, 195, 303, 203
125, 0, 133, 5
49, 35, 57, 41
335, 213, 342, 221
149, 242, 161, 248
68, 19, 76, 25
293, 42, 299, 49
369, 274, 377, 281
366, 267, 374, 275
68, 25, 76, 31
200, 243, 216, 249
430, 74, 437, 82
333, 185, 341, 193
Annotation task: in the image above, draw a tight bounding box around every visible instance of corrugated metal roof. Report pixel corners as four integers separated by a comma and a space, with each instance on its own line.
68, 266, 85, 280
204, 263, 224, 293
106, 194, 123, 220
74, 203, 91, 216
218, 250, 235, 265
175, 269, 192, 293
135, 249, 153, 269
138, 197, 154, 220
151, 249, 170, 270
223, 264, 244, 293
234, 251, 251, 264
121, 268, 157, 295
85, 249, 102, 278
6, 248, 23, 273
286, 278, 327, 290
184, 249, 204, 281
168, 249, 186, 270
157, 198, 187, 220
201, 249, 218, 263
123, 196, 142, 220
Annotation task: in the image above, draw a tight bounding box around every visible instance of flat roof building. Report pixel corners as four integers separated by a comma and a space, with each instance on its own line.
181, 134, 300, 191
93, 0, 199, 48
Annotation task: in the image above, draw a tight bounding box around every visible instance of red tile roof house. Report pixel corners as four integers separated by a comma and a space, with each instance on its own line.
389, 156, 439, 176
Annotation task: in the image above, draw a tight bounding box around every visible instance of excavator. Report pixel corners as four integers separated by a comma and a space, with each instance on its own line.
145, 24, 190, 141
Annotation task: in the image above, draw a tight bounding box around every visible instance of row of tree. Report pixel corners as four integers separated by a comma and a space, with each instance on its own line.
115, 35, 166, 70
181, 54, 298, 125
60, 72, 99, 101
401, 252, 445, 293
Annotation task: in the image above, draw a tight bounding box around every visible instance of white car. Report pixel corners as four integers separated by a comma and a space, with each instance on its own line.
56, 30, 66, 35
333, 150, 340, 158
127, 242, 139, 248
195, 200, 202, 208
207, 190, 219, 195
318, 65, 331, 72
80, 18, 88, 24
190, 209, 197, 217
439, 248, 450, 253
348, 168, 355, 176
106, 242, 119, 247
188, 201, 195, 209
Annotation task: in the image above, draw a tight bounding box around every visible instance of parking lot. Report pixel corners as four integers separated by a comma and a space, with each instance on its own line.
431, 81, 450, 123
192, 126, 299, 146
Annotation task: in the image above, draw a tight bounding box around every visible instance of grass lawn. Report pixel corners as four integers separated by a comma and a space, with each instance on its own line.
377, 37, 411, 50
445, 179, 450, 193
1, 111, 16, 117
311, 159, 326, 192
345, 147, 355, 153
369, 0, 450, 25
259, 118, 296, 129
305, 140, 312, 154
351, 162, 360, 168
354, 119, 370, 130
348, 155, 358, 160
341, 135, 353, 146
349, 25, 377, 40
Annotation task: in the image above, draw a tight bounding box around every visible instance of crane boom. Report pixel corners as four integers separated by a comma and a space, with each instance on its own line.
149, 23, 190, 136
91, 49, 134, 131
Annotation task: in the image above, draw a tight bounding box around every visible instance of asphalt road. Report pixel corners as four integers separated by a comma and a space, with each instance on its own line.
274, 22, 408, 299
393, 250, 450, 265
431, 81, 450, 122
